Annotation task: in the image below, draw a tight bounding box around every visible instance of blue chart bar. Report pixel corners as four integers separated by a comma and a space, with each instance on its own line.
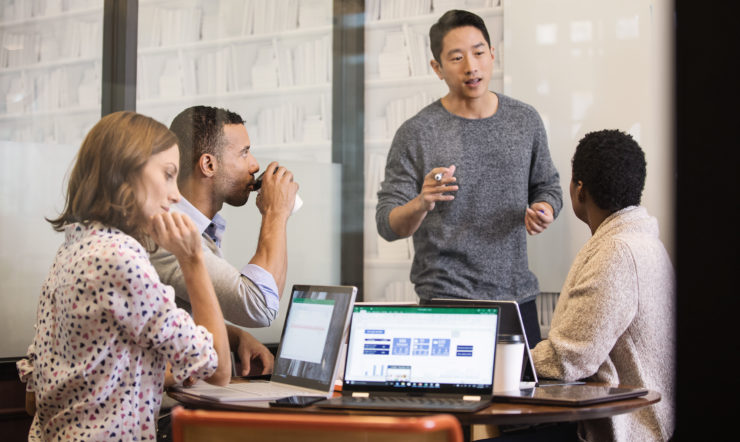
392, 337, 411, 355
369, 364, 386, 377
456, 344, 473, 357
412, 338, 430, 356
364, 342, 390, 355
431, 339, 451, 356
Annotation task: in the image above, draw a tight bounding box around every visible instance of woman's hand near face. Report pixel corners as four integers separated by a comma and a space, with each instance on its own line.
148, 211, 232, 385
148, 212, 202, 264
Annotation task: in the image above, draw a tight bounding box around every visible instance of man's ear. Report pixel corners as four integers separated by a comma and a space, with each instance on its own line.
198, 153, 217, 178
430, 59, 443, 79
575, 181, 587, 203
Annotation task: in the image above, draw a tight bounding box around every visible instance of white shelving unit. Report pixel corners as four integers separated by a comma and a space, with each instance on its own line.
363, 1, 504, 302
0, 0, 102, 146
136, 0, 333, 164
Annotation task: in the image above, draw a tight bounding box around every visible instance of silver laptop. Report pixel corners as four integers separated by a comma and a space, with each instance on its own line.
173, 284, 357, 402
423, 298, 584, 389
316, 304, 500, 412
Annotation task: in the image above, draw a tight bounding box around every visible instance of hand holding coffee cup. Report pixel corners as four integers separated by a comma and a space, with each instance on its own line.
253, 165, 302, 215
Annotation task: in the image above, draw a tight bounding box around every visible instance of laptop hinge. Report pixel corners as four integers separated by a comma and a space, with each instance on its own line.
351, 392, 370, 398
462, 395, 482, 401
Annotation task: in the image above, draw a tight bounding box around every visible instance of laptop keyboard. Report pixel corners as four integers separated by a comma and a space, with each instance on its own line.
327, 395, 488, 411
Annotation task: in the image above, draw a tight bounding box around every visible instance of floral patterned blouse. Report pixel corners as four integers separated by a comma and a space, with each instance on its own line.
17, 222, 218, 441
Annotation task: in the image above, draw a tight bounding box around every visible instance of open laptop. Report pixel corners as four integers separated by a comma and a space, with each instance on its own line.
493, 384, 648, 406
422, 298, 583, 389
172, 284, 357, 402
316, 304, 500, 412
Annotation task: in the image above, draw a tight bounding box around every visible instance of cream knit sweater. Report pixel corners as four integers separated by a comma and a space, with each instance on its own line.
532, 206, 675, 441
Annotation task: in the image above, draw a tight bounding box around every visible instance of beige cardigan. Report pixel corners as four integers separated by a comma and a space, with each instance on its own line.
532, 206, 675, 441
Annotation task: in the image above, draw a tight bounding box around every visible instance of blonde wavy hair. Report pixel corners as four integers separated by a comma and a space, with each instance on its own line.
48, 111, 178, 245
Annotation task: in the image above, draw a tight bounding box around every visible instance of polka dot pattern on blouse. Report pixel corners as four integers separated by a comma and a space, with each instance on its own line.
17, 222, 218, 441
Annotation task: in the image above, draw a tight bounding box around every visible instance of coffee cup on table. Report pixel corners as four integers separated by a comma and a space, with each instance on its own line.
493, 334, 525, 393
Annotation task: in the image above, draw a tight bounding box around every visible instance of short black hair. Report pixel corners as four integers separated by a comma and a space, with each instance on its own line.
430, 9, 491, 64
169, 105, 245, 183
572, 129, 647, 212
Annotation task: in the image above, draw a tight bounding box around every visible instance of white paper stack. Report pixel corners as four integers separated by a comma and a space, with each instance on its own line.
41, 0, 62, 15
274, 40, 294, 88
0, 0, 32, 22
251, 46, 278, 89
365, 0, 381, 22
62, 19, 101, 59
298, 0, 331, 28
383, 280, 418, 302
256, 103, 322, 145
32, 67, 69, 112
151, 6, 202, 47
377, 236, 413, 260
68, 0, 99, 11
365, 117, 386, 139
402, 24, 432, 77
5, 77, 27, 114
195, 47, 234, 95
385, 91, 433, 138
432, 0, 460, 14
81, 20, 101, 58
274, 0, 299, 33
378, 32, 409, 79
159, 58, 183, 98
180, 54, 198, 97
207, 0, 245, 39
78, 65, 100, 106
303, 114, 326, 142
250, 0, 299, 35
365, 151, 387, 201
292, 35, 331, 85
376, 0, 432, 21
0, 32, 37, 68
253, 101, 328, 145
38, 33, 58, 63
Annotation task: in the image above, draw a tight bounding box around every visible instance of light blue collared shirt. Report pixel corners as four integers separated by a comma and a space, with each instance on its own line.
172, 197, 279, 312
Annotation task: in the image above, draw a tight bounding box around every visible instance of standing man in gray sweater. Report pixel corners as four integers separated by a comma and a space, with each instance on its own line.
376, 10, 562, 345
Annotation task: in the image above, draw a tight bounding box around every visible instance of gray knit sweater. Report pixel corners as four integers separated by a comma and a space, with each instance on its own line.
376, 95, 562, 303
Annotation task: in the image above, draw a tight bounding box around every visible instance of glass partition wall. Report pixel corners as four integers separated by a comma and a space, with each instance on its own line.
0, 0, 674, 354
0, 0, 103, 357
136, 0, 340, 343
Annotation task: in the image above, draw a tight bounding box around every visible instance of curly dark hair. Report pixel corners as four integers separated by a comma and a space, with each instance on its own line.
169, 105, 245, 184
572, 129, 647, 212
430, 9, 491, 64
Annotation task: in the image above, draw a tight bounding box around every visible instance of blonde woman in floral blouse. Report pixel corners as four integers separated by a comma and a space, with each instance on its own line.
17, 111, 231, 441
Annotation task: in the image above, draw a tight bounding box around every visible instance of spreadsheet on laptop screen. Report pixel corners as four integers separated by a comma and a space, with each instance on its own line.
343, 306, 498, 389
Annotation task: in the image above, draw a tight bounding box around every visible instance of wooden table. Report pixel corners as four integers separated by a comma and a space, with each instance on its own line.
167, 383, 660, 432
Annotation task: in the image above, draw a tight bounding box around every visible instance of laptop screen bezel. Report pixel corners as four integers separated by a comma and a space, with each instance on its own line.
269, 284, 357, 392
340, 304, 499, 396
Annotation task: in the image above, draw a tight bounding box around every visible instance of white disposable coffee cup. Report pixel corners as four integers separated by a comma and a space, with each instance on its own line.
291, 193, 303, 215
493, 334, 525, 393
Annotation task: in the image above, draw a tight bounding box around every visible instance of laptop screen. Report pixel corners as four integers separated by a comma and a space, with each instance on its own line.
271, 285, 357, 391
424, 298, 538, 383
342, 305, 499, 395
